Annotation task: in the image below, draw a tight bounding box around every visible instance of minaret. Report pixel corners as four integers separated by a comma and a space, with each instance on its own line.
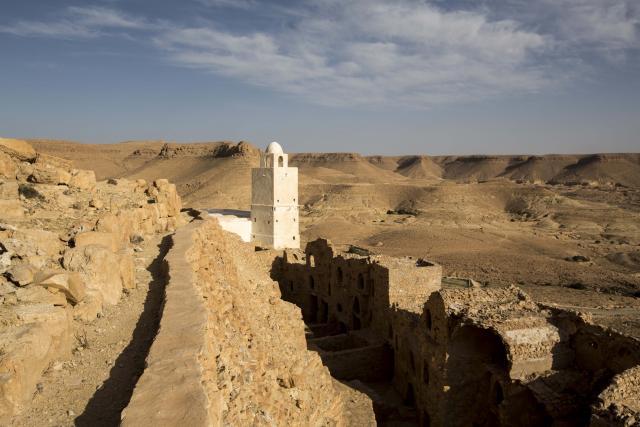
250, 142, 300, 249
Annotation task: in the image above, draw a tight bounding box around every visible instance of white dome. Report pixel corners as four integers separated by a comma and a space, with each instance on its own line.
266, 141, 284, 155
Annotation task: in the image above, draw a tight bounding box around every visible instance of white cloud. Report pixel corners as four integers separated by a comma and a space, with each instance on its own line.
156, 0, 552, 106
0, 6, 150, 38
2, 0, 638, 107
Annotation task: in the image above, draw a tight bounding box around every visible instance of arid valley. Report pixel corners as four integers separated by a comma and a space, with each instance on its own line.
33, 138, 640, 334
2, 137, 640, 426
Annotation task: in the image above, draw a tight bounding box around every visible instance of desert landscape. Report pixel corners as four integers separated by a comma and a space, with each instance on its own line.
1, 136, 638, 425
31, 138, 640, 318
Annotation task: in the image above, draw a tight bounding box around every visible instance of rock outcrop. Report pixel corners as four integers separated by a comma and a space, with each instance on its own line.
0, 138, 185, 422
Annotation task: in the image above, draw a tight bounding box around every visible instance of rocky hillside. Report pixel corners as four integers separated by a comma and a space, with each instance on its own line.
0, 137, 184, 422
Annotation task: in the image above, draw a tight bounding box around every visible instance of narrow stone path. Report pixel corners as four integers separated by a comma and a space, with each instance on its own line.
11, 233, 172, 427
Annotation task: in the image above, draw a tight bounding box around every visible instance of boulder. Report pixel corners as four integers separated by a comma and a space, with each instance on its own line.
28, 164, 70, 185
0, 307, 71, 423
0, 199, 23, 218
0, 152, 17, 179
74, 231, 120, 252
68, 169, 96, 191
0, 181, 19, 199
118, 250, 136, 290
63, 245, 123, 305
72, 290, 103, 321
153, 179, 182, 217
15, 286, 67, 307
2, 228, 63, 263
34, 270, 86, 304
0, 138, 36, 162
6, 264, 37, 287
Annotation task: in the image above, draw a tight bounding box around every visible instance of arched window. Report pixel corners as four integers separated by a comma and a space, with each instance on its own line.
278, 156, 284, 167
336, 267, 343, 285
357, 273, 365, 290
308, 254, 316, 267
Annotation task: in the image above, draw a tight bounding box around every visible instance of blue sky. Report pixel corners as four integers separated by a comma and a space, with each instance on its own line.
0, 0, 638, 155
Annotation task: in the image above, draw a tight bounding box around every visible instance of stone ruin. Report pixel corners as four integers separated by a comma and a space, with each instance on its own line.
271, 239, 640, 426
2, 136, 640, 426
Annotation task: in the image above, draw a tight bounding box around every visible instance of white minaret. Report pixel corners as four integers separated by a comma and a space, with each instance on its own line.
251, 142, 300, 249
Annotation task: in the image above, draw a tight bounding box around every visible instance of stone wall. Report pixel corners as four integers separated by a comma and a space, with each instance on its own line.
0, 138, 184, 422
272, 238, 640, 427
123, 219, 362, 426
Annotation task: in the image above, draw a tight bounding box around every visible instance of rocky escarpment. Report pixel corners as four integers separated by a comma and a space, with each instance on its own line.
0, 137, 184, 422
123, 219, 358, 426
157, 141, 258, 159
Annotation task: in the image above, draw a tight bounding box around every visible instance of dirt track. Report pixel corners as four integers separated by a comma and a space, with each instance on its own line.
11, 234, 171, 427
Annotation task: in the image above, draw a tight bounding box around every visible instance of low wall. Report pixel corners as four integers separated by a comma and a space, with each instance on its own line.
123, 219, 356, 426
121, 221, 214, 426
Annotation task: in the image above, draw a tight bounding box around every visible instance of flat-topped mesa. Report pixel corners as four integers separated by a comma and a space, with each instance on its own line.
250, 142, 300, 249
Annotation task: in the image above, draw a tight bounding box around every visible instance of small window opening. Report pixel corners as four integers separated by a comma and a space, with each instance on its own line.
493, 382, 504, 405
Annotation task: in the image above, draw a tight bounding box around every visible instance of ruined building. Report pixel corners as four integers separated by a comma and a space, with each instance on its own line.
271, 239, 640, 426
251, 141, 300, 249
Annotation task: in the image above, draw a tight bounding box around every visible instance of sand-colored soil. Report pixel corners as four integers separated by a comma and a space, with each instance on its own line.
31, 139, 640, 337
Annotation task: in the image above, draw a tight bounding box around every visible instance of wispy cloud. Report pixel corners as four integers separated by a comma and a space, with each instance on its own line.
2, 0, 638, 107
156, 1, 551, 106
0, 6, 150, 38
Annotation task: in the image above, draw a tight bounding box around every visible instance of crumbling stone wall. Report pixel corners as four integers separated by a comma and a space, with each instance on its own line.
273, 239, 640, 427
124, 220, 360, 426
0, 138, 184, 422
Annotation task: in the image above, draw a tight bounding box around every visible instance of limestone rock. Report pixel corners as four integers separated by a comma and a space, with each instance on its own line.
0, 152, 17, 179
34, 270, 85, 305
6, 264, 37, 287
74, 231, 120, 252
118, 250, 136, 290
68, 169, 96, 190
28, 164, 70, 185
0, 307, 71, 423
0, 181, 18, 199
89, 198, 103, 209
0, 138, 36, 162
0, 199, 24, 218
2, 228, 63, 265
153, 179, 182, 217
15, 285, 67, 307
63, 245, 123, 305
72, 290, 103, 321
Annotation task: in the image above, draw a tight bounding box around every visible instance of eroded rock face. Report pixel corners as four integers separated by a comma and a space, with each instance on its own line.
0, 138, 185, 423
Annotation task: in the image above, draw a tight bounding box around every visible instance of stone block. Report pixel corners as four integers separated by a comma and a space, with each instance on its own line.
0, 138, 36, 162
63, 244, 123, 305
74, 231, 120, 252
68, 169, 96, 190
34, 270, 86, 305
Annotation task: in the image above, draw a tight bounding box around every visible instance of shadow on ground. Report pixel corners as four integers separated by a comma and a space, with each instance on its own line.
75, 234, 173, 427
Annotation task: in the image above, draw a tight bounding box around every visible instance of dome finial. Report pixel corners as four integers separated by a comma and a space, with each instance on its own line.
266, 141, 283, 155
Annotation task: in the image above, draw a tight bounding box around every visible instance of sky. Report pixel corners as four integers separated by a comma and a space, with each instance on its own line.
0, 0, 639, 155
